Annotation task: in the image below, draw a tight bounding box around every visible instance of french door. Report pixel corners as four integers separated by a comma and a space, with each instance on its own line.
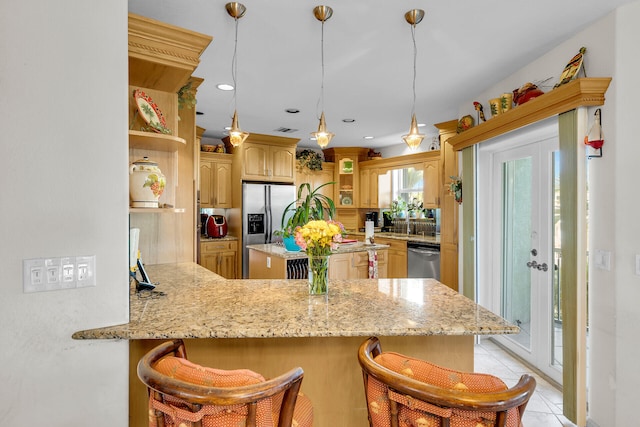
478, 120, 562, 384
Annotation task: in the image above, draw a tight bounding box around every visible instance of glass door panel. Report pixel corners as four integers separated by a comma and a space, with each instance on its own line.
501, 157, 533, 350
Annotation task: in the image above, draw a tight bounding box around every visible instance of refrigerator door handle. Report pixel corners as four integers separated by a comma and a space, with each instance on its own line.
265, 185, 271, 244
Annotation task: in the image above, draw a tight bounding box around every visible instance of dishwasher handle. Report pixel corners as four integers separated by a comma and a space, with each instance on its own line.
408, 248, 440, 256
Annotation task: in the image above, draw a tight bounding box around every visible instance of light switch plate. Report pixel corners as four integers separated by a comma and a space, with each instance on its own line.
24, 255, 96, 292
635, 254, 640, 276
594, 250, 611, 271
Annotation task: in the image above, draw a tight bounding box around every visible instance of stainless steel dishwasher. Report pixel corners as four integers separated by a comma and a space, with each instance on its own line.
407, 242, 440, 280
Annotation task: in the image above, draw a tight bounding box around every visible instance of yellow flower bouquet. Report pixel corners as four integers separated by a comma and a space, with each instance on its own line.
294, 220, 345, 294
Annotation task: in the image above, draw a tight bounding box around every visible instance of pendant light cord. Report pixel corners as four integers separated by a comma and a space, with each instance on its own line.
231, 16, 239, 117
316, 19, 325, 120
410, 23, 417, 117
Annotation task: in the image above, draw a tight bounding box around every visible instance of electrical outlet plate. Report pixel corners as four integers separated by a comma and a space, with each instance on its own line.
23, 255, 96, 292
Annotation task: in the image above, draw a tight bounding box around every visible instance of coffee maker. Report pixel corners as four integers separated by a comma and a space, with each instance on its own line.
365, 211, 379, 226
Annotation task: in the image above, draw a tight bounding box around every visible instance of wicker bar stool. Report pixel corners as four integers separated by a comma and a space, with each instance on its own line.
137, 339, 313, 427
358, 336, 536, 427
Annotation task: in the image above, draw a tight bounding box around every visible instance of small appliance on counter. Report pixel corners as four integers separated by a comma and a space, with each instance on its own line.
206, 215, 228, 238
365, 211, 379, 226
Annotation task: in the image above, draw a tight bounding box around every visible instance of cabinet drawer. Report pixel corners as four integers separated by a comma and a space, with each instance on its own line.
201, 240, 237, 253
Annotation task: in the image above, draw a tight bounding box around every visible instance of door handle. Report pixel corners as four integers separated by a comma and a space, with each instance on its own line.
526, 260, 538, 268
536, 262, 548, 272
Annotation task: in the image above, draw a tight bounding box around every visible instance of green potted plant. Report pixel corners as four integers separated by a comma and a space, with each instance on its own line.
390, 198, 407, 218
276, 182, 336, 251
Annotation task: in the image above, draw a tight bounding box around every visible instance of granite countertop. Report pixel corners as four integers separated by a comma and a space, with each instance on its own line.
72, 262, 518, 340
247, 242, 389, 259
200, 235, 238, 242
349, 231, 440, 245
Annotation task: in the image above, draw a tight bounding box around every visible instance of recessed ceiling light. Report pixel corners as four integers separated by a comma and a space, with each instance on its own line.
418, 123, 426, 127
363, 136, 374, 140
224, 126, 231, 131
217, 83, 234, 91
342, 118, 356, 123
285, 108, 300, 114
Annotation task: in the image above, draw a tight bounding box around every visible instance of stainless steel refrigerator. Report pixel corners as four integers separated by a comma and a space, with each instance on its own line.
242, 182, 296, 278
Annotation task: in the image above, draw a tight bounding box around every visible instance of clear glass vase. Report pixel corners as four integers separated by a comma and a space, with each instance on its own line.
308, 255, 330, 295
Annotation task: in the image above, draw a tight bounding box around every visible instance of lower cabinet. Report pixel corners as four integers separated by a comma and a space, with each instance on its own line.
200, 240, 237, 279
329, 250, 387, 279
249, 248, 388, 279
374, 237, 407, 278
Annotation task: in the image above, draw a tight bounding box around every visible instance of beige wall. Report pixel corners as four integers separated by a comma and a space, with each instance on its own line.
0, 0, 130, 425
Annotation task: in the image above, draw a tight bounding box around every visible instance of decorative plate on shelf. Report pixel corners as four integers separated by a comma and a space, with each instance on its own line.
342, 196, 352, 205
133, 89, 170, 134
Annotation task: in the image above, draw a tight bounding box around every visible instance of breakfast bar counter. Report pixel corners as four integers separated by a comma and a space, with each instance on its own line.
73, 262, 518, 426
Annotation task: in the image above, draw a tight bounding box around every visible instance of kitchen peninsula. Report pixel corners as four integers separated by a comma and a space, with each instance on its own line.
73, 262, 518, 427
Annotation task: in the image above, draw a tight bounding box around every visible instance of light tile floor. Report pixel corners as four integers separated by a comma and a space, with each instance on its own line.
475, 337, 578, 427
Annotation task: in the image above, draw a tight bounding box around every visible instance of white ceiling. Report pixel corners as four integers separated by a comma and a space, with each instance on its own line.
128, 0, 632, 149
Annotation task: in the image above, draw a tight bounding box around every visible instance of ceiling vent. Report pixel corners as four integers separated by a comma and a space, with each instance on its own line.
274, 127, 298, 133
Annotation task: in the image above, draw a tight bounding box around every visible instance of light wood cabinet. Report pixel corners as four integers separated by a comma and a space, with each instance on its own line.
227, 138, 297, 183
128, 14, 211, 265
249, 248, 387, 279
328, 250, 388, 279
435, 120, 459, 291
295, 162, 336, 199
423, 158, 441, 208
374, 237, 407, 278
359, 168, 379, 208
201, 240, 237, 279
200, 152, 232, 208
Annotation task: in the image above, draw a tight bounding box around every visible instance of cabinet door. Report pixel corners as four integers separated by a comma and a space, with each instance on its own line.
352, 251, 370, 278
423, 158, 441, 208
213, 161, 232, 208
219, 251, 236, 279
243, 144, 269, 179
329, 253, 351, 280
200, 160, 213, 208
270, 145, 295, 182
313, 164, 336, 204
359, 169, 371, 208
201, 253, 220, 275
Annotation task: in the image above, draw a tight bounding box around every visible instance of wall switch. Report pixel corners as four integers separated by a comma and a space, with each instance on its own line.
635, 254, 640, 276
24, 258, 45, 293
23, 255, 96, 292
594, 250, 611, 271
75, 255, 96, 287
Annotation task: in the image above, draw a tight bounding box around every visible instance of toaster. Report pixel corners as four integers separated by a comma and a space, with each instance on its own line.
206, 215, 228, 238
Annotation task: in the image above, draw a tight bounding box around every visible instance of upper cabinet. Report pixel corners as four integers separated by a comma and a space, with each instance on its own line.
359, 168, 379, 209
323, 148, 369, 208
225, 133, 299, 183
295, 162, 335, 199
422, 157, 441, 208
200, 152, 232, 208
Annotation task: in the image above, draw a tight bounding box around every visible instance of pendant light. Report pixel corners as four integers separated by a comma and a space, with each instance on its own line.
311, 5, 334, 149
226, 2, 249, 147
401, 9, 425, 150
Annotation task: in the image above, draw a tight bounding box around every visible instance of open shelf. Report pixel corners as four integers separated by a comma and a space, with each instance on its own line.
129, 130, 186, 152
448, 78, 612, 151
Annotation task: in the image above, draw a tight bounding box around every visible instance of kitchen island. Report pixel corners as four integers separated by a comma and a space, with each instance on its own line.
247, 241, 389, 279
73, 262, 518, 427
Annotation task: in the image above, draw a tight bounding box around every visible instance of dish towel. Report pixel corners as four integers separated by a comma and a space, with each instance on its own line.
368, 250, 378, 279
